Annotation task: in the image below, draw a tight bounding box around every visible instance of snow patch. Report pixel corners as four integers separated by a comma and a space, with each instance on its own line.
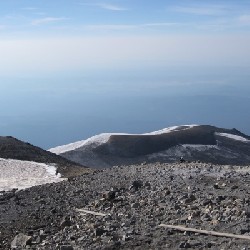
148, 145, 190, 160
148, 144, 219, 160
0, 158, 65, 191
216, 133, 249, 142
49, 133, 129, 154
182, 144, 219, 151
145, 124, 198, 135
49, 125, 198, 154
45, 165, 61, 177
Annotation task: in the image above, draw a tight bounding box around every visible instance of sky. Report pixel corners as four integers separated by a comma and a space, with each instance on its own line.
0, 0, 250, 74
0, 0, 250, 148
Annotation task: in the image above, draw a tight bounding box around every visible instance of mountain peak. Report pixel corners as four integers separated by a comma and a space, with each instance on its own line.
48, 125, 250, 168
49, 124, 199, 155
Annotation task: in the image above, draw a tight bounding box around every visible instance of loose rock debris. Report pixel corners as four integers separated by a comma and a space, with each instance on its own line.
1, 162, 250, 249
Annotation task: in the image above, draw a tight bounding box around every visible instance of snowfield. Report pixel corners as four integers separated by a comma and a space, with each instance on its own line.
0, 158, 65, 192
49, 125, 198, 154
216, 132, 250, 142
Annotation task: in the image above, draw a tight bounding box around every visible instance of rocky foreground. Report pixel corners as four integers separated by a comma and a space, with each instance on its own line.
1, 162, 250, 249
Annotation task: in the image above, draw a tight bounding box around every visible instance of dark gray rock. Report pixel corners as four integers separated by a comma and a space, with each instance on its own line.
59, 245, 74, 250
60, 216, 72, 229
95, 228, 107, 236
102, 191, 116, 201
130, 180, 143, 190
179, 241, 191, 248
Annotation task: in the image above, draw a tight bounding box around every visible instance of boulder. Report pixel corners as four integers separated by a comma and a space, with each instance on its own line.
11, 233, 32, 249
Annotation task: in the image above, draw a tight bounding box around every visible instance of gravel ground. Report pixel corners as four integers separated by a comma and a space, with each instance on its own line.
1, 162, 250, 249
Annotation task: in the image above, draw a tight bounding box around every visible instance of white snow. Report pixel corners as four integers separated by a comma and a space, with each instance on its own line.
49, 133, 129, 154
0, 158, 65, 192
145, 124, 198, 135
49, 125, 198, 154
216, 133, 249, 142
148, 144, 218, 160
182, 144, 219, 151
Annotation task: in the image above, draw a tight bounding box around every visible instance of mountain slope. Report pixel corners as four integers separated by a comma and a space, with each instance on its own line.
49, 125, 250, 168
0, 136, 90, 177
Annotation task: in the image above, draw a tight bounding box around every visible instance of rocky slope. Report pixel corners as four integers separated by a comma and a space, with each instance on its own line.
49, 125, 250, 168
0, 136, 90, 177
1, 162, 250, 249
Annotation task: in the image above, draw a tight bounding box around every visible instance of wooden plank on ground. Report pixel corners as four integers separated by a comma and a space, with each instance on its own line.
76, 208, 106, 217
159, 224, 250, 241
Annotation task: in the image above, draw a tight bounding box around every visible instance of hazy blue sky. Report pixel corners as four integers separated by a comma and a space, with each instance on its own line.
0, 0, 250, 74
0, 1, 250, 148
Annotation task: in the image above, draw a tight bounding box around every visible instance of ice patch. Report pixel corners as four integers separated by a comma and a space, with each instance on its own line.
49, 125, 198, 154
216, 133, 249, 142
0, 158, 65, 191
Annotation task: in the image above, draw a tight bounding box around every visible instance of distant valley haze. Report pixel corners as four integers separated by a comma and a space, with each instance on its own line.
0, 0, 250, 149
